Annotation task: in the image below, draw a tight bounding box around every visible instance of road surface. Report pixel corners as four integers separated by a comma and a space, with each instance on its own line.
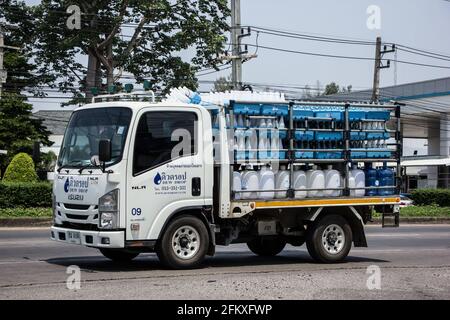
0, 224, 449, 299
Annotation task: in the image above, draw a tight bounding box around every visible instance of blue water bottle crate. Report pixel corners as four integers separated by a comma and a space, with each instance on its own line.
278, 151, 287, 159
294, 130, 314, 141
348, 110, 366, 121
350, 132, 366, 140
295, 151, 314, 159
351, 149, 367, 159
366, 132, 390, 140
315, 132, 343, 141
314, 111, 343, 122
258, 150, 270, 160
233, 103, 261, 115
366, 110, 391, 121
235, 150, 246, 160
261, 104, 289, 116
292, 105, 314, 120
267, 129, 287, 139
246, 151, 257, 160
315, 151, 343, 159
367, 150, 392, 158
268, 150, 286, 160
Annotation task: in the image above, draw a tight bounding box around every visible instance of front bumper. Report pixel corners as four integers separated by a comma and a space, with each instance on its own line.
50, 226, 125, 248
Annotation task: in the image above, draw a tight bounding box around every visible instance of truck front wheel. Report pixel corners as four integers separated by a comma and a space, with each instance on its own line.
156, 215, 209, 269
99, 249, 139, 262
247, 237, 286, 256
306, 214, 352, 263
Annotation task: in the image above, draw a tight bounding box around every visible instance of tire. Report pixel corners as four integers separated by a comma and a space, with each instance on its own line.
306, 214, 352, 263
247, 237, 286, 256
156, 215, 209, 269
99, 249, 139, 262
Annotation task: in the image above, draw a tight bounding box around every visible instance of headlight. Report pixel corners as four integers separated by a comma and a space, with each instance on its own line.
98, 189, 119, 230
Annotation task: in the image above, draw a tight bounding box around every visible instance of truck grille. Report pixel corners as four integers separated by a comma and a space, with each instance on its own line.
59, 221, 99, 231
63, 203, 91, 210
66, 214, 89, 220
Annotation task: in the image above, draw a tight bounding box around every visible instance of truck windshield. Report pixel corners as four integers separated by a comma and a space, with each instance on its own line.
57, 107, 132, 168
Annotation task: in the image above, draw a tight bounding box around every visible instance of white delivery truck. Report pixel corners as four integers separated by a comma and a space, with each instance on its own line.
51, 89, 401, 269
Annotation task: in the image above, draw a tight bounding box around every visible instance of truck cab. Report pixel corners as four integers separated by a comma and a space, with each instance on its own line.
51, 100, 214, 267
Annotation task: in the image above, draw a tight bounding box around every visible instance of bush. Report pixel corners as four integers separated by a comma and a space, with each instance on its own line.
410, 189, 450, 207
3, 153, 38, 182
0, 182, 52, 208
0, 207, 52, 218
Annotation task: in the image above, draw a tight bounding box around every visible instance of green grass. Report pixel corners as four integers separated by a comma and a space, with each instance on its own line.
1, 205, 449, 219
374, 205, 450, 218
0, 207, 52, 218
399, 205, 450, 217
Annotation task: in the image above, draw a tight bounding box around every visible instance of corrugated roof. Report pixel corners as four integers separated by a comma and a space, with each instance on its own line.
315, 77, 450, 102
401, 157, 450, 167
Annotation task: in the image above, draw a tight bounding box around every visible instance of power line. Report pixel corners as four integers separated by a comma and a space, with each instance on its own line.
251, 26, 376, 46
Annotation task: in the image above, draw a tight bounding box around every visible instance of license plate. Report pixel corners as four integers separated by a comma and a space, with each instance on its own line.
67, 231, 81, 244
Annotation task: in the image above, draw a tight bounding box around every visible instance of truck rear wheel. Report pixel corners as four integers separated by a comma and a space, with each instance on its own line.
156, 215, 209, 269
306, 215, 352, 263
99, 249, 139, 262
247, 237, 286, 256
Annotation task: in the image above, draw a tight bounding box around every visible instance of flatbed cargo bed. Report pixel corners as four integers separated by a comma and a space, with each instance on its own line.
246, 196, 400, 209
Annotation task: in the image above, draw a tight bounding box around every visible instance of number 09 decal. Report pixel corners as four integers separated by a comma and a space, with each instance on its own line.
131, 208, 142, 216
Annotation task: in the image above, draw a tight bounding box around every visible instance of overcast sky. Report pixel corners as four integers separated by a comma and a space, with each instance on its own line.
199, 0, 450, 91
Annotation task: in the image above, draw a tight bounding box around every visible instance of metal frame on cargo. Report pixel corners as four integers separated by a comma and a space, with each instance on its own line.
224, 100, 401, 219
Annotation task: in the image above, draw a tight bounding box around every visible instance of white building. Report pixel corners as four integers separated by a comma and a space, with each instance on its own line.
312, 77, 450, 190
32, 110, 72, 156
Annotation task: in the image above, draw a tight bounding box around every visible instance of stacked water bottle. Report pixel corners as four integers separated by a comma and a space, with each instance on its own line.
233, 164, 346, 200
229, 103, 393, 162
232, 162, 395, 200
231, 104, 288, 160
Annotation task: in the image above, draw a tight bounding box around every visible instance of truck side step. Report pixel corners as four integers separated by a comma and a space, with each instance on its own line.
382, 212, 399, 228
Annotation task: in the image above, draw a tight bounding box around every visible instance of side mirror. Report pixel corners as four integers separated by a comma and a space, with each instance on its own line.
99, 139, 112, 163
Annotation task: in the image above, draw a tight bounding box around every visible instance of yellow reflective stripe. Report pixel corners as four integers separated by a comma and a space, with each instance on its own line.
254, 197, 400, 208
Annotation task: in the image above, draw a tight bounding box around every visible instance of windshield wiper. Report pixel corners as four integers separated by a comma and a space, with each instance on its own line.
78, 163, 103, 174
57, 161, 83, 173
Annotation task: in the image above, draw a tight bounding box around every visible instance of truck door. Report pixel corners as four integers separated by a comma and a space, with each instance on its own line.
126, 108, 207, 241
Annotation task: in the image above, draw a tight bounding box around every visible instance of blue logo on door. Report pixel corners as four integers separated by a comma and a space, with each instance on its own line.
154, 173, 162, 185
64, 178, 70, 193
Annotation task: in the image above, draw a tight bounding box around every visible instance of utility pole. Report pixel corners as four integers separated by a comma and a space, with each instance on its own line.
0, 25, 6, 98
231, 0, 242, 90
220, 0, 256, 90
371, 37, 382, 102
371, 36, 395, 102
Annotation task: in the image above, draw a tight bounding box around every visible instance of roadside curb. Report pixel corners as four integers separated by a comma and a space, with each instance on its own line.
0, 218, 52, 227
369, 217, 450, 224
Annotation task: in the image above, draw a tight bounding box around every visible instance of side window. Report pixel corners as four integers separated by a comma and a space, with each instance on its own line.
133, 111, 197, 175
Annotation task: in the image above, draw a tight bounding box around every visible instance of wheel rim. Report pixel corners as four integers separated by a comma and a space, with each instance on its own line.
321, 224, 345, 255
171, 225, 201, 260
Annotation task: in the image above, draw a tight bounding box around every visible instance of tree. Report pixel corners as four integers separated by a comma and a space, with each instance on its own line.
3, 0, 229, 100
3, 152, 38, 182
213, 76, 233, 92
0, 1, 54, 96
324, 82, 340, 96
341, 85, 352, 93
0, 93, 52, 176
